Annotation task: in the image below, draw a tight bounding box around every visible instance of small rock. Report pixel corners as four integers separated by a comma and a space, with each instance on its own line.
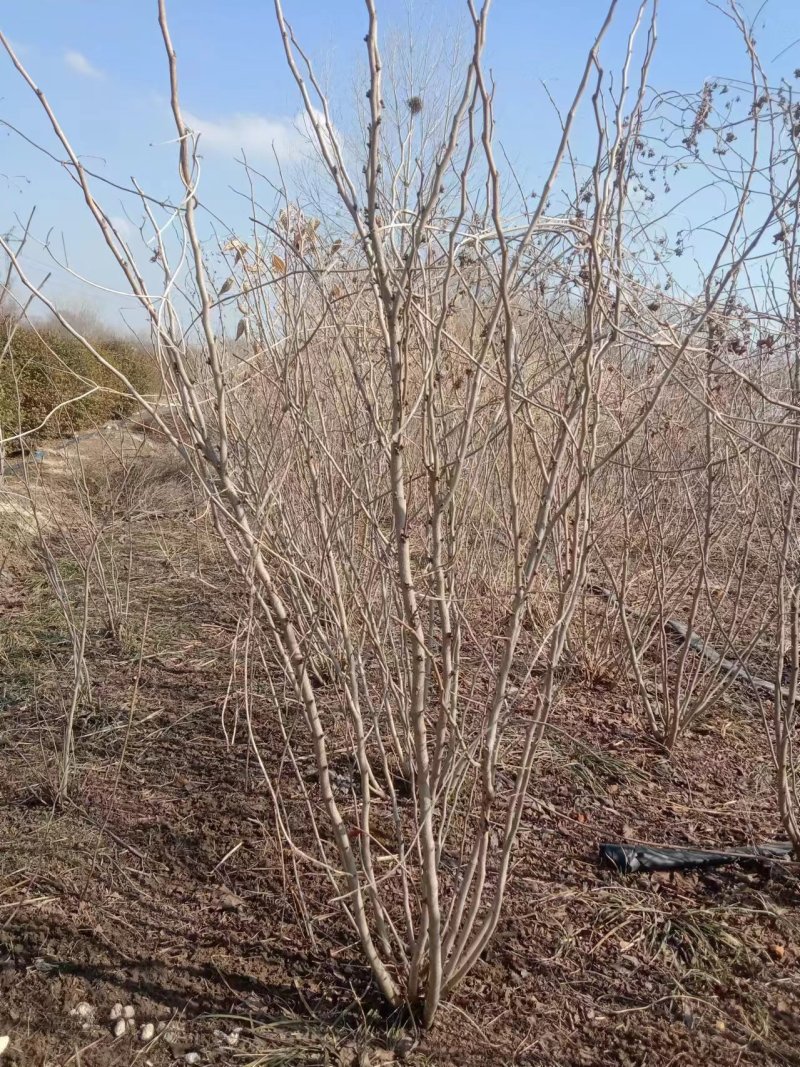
110, 1003, 124, 1021
0, 1036, 9, 1056
218, 888, 246, 912
123, 1005, 135, 1020
70, 1002, 94, 1020
370, 1051, 396, 1065
339, 1039, 358, 1066
214, 1026, 241, 1047
394, 1035, 414, 1059
113, 1018, 126, 1038
184, 1054, 201, 1065
140, 1023, 155, 1042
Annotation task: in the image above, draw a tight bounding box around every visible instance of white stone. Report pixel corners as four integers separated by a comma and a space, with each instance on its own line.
113, 1018, 126, 1038
140, 1023, 155, 1042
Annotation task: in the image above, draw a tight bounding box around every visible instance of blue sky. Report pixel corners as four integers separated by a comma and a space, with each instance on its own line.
2, 0, 800, 324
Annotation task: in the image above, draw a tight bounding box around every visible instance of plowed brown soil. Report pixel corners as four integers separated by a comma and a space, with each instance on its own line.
1, 426, 798, 1066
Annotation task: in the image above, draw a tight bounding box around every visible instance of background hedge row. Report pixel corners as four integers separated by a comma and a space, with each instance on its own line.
0, 320, 159, 450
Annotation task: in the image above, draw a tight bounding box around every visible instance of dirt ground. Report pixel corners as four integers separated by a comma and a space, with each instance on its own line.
1, 424, 799, 1066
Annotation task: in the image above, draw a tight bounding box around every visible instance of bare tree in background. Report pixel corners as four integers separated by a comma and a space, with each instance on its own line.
763, 80, 800, 852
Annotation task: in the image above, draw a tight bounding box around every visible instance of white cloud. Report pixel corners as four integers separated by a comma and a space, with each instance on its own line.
109, 216, 134, 240
65, 50, 104, 80
183, 109, 322, 162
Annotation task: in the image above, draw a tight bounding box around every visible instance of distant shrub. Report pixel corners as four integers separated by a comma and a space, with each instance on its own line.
0, 321, 158, 450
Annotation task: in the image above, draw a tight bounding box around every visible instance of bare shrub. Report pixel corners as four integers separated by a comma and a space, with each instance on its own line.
2, 0, 800, 1024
